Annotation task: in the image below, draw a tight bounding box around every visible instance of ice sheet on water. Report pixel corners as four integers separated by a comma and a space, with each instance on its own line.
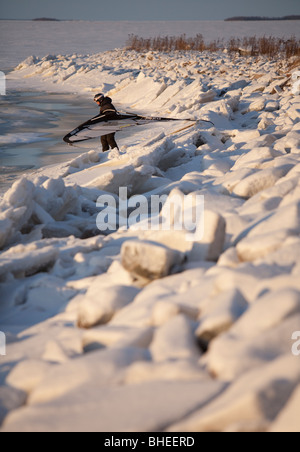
2, 20, 300, 70
0, 133, 50, 145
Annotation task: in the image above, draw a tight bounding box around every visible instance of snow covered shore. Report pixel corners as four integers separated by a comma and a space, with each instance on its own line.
1, 49, 300, 432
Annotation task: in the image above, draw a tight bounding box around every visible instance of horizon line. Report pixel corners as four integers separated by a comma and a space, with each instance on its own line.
0, 18, 227, 21
1, 16, 299, 22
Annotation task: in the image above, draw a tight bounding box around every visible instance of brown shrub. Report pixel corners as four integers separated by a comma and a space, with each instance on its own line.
126, 34, 300, 59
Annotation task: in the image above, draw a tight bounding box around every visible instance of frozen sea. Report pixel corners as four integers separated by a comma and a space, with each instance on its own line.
1, 20, 300, 71
0, 91, 96, 195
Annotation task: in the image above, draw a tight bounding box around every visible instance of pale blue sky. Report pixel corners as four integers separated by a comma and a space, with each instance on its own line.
0, 0, 299, 21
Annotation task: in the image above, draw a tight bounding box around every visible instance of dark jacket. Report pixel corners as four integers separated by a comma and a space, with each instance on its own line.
100, 97, 117, 116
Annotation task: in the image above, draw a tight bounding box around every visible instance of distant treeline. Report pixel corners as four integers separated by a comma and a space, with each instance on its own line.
33, 18, 60, 21
225, 15, 300, 21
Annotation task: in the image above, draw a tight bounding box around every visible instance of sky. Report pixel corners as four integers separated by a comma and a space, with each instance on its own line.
0, 0, 299, 21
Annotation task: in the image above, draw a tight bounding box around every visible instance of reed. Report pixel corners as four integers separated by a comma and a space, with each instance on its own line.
126, 34, 300, 58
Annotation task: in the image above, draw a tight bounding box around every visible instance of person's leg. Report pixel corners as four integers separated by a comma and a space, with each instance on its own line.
101, 135, 110, 152
107, 133, 119, 150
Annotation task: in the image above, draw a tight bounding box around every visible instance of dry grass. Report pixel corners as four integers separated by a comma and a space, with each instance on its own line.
126, 34, 206, 52
126, 34, 300, 59
287, 56, 300, 71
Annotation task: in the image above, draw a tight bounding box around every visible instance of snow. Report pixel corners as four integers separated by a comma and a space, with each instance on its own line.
168, 354, 300, 432
195, 288, 248, 341
77, 284, 140, 328
82, 324, 154, 353
1, 39, 300, 432
121, 240, 185, 281
6, 360, 52, 393
149, 314, 201, 362
2, 380, 225, 433
269, 384, 300, 433
0, 387, 26, 426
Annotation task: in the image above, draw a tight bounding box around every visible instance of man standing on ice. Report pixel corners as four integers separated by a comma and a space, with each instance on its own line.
94, 93, 119, 152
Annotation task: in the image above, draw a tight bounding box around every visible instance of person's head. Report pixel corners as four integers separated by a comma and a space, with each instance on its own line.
94, 93, 105, 105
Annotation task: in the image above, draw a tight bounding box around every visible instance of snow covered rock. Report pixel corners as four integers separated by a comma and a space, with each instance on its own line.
26, 347, 150, 406
2, 379, 225, 433
231, 129, 261, 144
236, 230, 293, 262
82, 325, 153, 352
0, 245, 59, 280
168, 355, 300, 432
265, 100, 280, 112
2, 177, 35, 209
205, 294, 300, 380
0, 178, 35, 248
240, 134, 277, 151
198, 89, 217, 103
265, 77, 289, 94
243, 82, 267, 95
123, 360, 209, 384
81, 163, 151, 195
0, 176, 81, 249
274, 131, 300, 154
0, 386, 26, 426
232, 166, 292, 198
249, 98, 265, 112
269, 385, 300, 433
246, 201, 300, 239
258, 116, 275, 130
232, 147, 283, 171
151, 301, 182, 326
6, 360, 52, 393
190, 210, 226, 262
34, 178, 79, 221
68, 150, 100, 170
196, 289, 248, 342
42, 222, 81, 239
77, 284, 140, 329
227, 288, 300, 339
108, 266, 212, 329
150, 314, 201, 362
0, 280, 27, 309
121, 240, 185, 282
202, 155, 232, 174
151, 300, 199, 326
0, 217, 13, 250
42, 340, 69, 363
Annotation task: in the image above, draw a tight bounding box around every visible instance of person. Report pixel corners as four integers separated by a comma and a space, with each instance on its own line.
94, 93, 119, 152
